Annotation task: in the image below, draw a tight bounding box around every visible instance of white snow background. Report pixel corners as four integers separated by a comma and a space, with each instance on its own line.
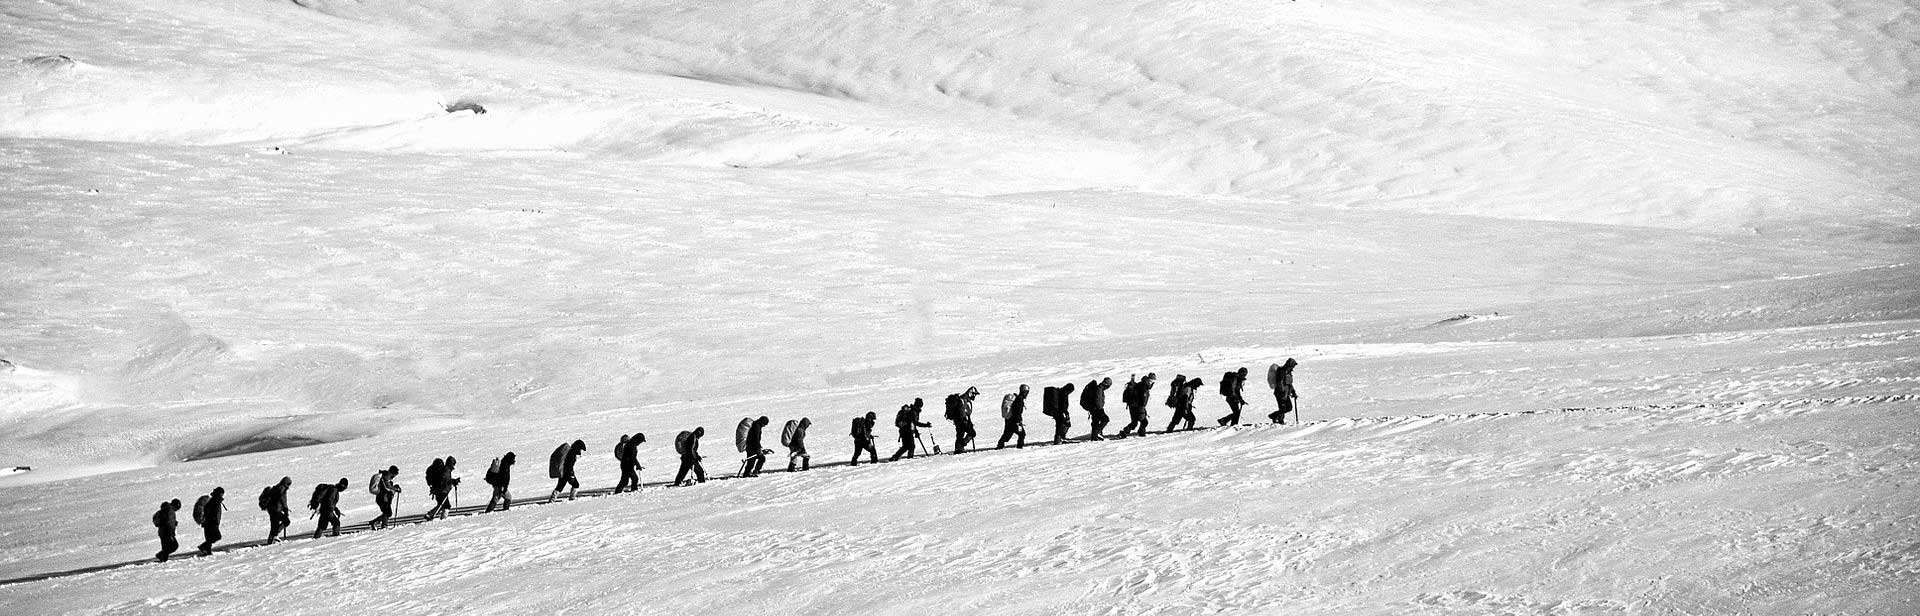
2, 0, 1918, 613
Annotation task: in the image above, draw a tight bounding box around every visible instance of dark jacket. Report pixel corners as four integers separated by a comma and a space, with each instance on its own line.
746, 417, 770, 452
154, 503, 177, 532
1081, 379, 1107, 412
562, 440, 586, 474
203, 493, 224, 527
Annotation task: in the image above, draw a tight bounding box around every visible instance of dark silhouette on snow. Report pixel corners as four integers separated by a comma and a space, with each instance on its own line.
1119, 373, 1157, 438
997, 385, 1030, 449
1217, 367, 1249, 426
193, 487, 224, 555
152, 499, 180, 562
1044, 382, 1077, 444
311, 478, 348, 539
850, 412, 879, 465
484, 452, 516, 512
426, 457, 461, 519
945, 387, 980, 453
1081, 377, 1113, 440
673, 428, 707, 486
614, 434, 645, 493
550, 440, 586, 502
783, 418, 812, 472
742, 416, 772, 477
1268, 358, 1299, 424
369, 466, 401, 529
1166, 376, 1203, 432
890, 399, 932, 461
262, 477, 292, 544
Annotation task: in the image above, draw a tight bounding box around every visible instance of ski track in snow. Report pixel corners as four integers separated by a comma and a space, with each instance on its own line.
2, 395, 1917, 614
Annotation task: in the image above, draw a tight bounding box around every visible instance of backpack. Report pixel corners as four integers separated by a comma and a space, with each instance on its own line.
258, 486, 274, 511
734, 418, 752, 453
307, 484, 327, 512
781, 419, 799, 448
850, 417, 864, 438
1268, 363, 1282, 389
1220, 372, 1235, 397
485, 457, 502, 486
1001, 394, 1014, 420
153, 508, 166, 528
1165, 377, 1185, 408
548, 444, 568, 479
944, 394, 962, 422
1080, 382, 1098, 410
425, 459, 444, 490
192, 495, 209, 526
368, 472, 383, 495
675, 430, 694, 456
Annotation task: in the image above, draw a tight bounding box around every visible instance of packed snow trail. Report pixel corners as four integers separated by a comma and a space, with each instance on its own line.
2, 397, 1915, 614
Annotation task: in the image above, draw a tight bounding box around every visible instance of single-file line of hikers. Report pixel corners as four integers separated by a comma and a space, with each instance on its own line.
138, 360, 1301, 567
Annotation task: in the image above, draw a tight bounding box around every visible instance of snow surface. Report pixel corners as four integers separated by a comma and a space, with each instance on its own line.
2, 0, 1918, 613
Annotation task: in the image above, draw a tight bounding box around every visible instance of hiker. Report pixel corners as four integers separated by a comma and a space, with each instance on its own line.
996, 385, 1030, 449
1081, 377, 1113, 439
741, 416, 772, 477
1217, 367, 1249, 426
369, 466, 401, 529
193, 487, 225, 555
784, 418, 812, 472
673, 428, 707, 486
1046, 382, 1077, 444
614, 434, 645, 493
153, 499, 181, 562
311, 478, 348, 539
1119, 373, 1156, 438
262, 476, 292, 544
424, 458, 451, 519
549, 440, 587, 502
850, 412, 879, 465
1268, 358, 1299, 424
484, 452, 516, 512
945, 387, 979, 453
889, 399, 931, 461
1166, 375, 1203, 432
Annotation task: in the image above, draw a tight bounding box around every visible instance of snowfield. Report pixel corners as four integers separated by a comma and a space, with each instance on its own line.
2, 0, 1917, 613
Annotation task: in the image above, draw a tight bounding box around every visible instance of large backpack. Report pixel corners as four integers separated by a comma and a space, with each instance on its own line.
486, 457, 503, 487
426, 459, 444, 490
548, 444, 568, 479
307, 484, 328, 512
674, 430, 694, 457
1001, 394, 1014, 420
257, 486, 274, 511
734, 418, 752, 453
192, 495, 209, 526
153, 508, 166, 528
368, 471, 383, 495
944, 394, 962, 422
1080, 382, 1097, 410
1165, 376, 1185, 408
1220, 371, 1235, 396
1268, 363, 1282, 389
850, 417, 864, 438
781, 419, 799, 448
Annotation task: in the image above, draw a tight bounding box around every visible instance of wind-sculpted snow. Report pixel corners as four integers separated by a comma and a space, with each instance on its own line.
6, 0, 1918, 230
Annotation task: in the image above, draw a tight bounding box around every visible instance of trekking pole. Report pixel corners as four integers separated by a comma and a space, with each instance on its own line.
453, 484, 460, 509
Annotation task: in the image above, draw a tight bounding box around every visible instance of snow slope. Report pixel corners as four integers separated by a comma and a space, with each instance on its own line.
1, 0, 1918, 612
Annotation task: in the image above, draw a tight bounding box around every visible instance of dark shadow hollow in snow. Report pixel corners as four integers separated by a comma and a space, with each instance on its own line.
182, 435, 330, 461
